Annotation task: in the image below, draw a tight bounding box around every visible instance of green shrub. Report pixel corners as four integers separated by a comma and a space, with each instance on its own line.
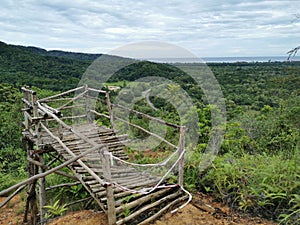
198, 151, 300, 222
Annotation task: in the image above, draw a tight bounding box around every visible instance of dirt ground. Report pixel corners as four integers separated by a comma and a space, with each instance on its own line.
0, 193, 278, 225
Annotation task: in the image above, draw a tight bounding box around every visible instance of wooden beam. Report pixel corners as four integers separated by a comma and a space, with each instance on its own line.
101, 151, 116, 225
0, 145, 100, 196
178, 126, 186, 186
90, 110, 110, 119
0, 185, 27, 208
39, 122, 107, 187
87, 87, 107, 94
114, 115, 177, 149
112, 103, 181, 129
39, 86, 85, 102
57, 90, 88, 111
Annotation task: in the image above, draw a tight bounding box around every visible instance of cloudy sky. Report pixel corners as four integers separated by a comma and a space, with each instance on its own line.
0, 0, 299, 57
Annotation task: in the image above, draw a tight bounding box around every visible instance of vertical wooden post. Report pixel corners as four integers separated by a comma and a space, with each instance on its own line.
32, 92, 47, 224
23, 141, 38, 225
23, 89, 30, 130
178, 126, 186, 186
101, 150, 116, 225
38, 155, 46, 225
105, 91, 115, 131
85, 85, 92, 123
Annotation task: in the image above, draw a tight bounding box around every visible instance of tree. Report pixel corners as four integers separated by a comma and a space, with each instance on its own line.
287, 14, 300, 60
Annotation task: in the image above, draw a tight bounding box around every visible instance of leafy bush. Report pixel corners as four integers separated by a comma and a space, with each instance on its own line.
199, 151, 300, 223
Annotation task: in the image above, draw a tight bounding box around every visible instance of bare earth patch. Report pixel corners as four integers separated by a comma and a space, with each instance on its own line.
0, 193, 278, 225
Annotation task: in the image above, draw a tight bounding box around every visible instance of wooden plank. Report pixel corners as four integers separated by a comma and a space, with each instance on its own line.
137, 195, 188, 225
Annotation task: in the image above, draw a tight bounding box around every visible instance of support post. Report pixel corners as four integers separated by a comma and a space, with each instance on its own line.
101, 150, 116, 225
33, 92, 47, 224
85, 85, 92, 123
105, 91, 115, 131
23, 88, 30, 130
178, 126, 186, 186
24, 141, 38, 224
38, 155, 46, 225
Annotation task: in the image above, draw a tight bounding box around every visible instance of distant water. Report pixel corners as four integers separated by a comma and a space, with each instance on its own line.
203, 56, 300, 63
143, 56, 300, 63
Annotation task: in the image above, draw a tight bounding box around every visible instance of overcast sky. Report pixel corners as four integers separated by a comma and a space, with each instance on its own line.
0, 0, 299, 57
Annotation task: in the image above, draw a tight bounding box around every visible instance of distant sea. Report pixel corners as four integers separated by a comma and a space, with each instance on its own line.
203, 56, 300, 63
144, 56, 300, 63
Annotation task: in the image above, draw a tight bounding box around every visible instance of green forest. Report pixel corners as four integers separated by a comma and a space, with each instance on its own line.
0, 41, 299, 224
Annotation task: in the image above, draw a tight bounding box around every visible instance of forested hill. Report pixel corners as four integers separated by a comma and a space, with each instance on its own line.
0, 41, 98, 90
0, 40, 299, 108
0, 41, 300, 224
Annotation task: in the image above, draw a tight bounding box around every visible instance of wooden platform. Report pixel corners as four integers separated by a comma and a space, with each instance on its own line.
18, 86, 189, 225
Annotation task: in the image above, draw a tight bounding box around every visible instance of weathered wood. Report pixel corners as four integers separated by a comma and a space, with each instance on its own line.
0, 184, 27, 208
178, 126, 186, 186
39, 86, 85, 102
57, 89, 88, 110
112, 103, 181, 129
21, 87, 37, 95
114, 116, 177, 149
38, 155, 46, 224
105, 92, 115, 131
0, 145, 100, 196
20, 86, 189, 225
61, 115, 86, 120
88, 87, 107, 94
137, 195, 188, 225
115, 188, 169, 214
65, 197, 93, 208
101, 151, 116, 225
85, 85, 93, 123
117, 190, 181, 224
40, 103, 62, 117
191, 200, 215, 213
39, 122, 107, 186
59, 103, 85, 110
90, 110, 110, 119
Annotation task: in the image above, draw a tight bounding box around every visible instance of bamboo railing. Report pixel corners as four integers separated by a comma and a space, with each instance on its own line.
1, 85, 187, 225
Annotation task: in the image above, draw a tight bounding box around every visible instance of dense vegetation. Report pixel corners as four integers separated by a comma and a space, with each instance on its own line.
0, 41, 299, 223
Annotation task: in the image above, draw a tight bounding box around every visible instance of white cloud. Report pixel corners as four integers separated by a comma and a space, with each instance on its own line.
0, 0, 299, 56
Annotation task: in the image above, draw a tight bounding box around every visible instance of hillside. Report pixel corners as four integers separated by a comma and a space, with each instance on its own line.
0, 41, 299, 224
0, 41, 94, 90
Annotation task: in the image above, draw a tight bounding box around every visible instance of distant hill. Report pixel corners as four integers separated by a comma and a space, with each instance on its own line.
0, 41, 97, 90
2, 41, 102, 61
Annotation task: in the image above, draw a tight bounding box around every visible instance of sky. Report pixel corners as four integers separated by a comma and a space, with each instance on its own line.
0, 0, 299, 57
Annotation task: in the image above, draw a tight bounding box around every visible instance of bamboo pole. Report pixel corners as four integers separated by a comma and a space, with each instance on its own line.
46, 182, 81, 191
0, 184, 27, 208
85, 85, 92, 123
39, 86, 85, 102
137, 195, 188, 225
0, 145, 101, 196
112, 103, 181, 129
115, 188, 169, 214
105, 91, 115, 131
27, 157, 78, 180
114, 115, 177, 149
89, 110, 110, 119
88, 87, 107, 94
178, 126, 186, 186
57, 90, 88, 110
65, 197, 92, 208
38, 155, 46, 225
21, 87, 36, 95
101, 151, 116, 225
39, 122, 107, 186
